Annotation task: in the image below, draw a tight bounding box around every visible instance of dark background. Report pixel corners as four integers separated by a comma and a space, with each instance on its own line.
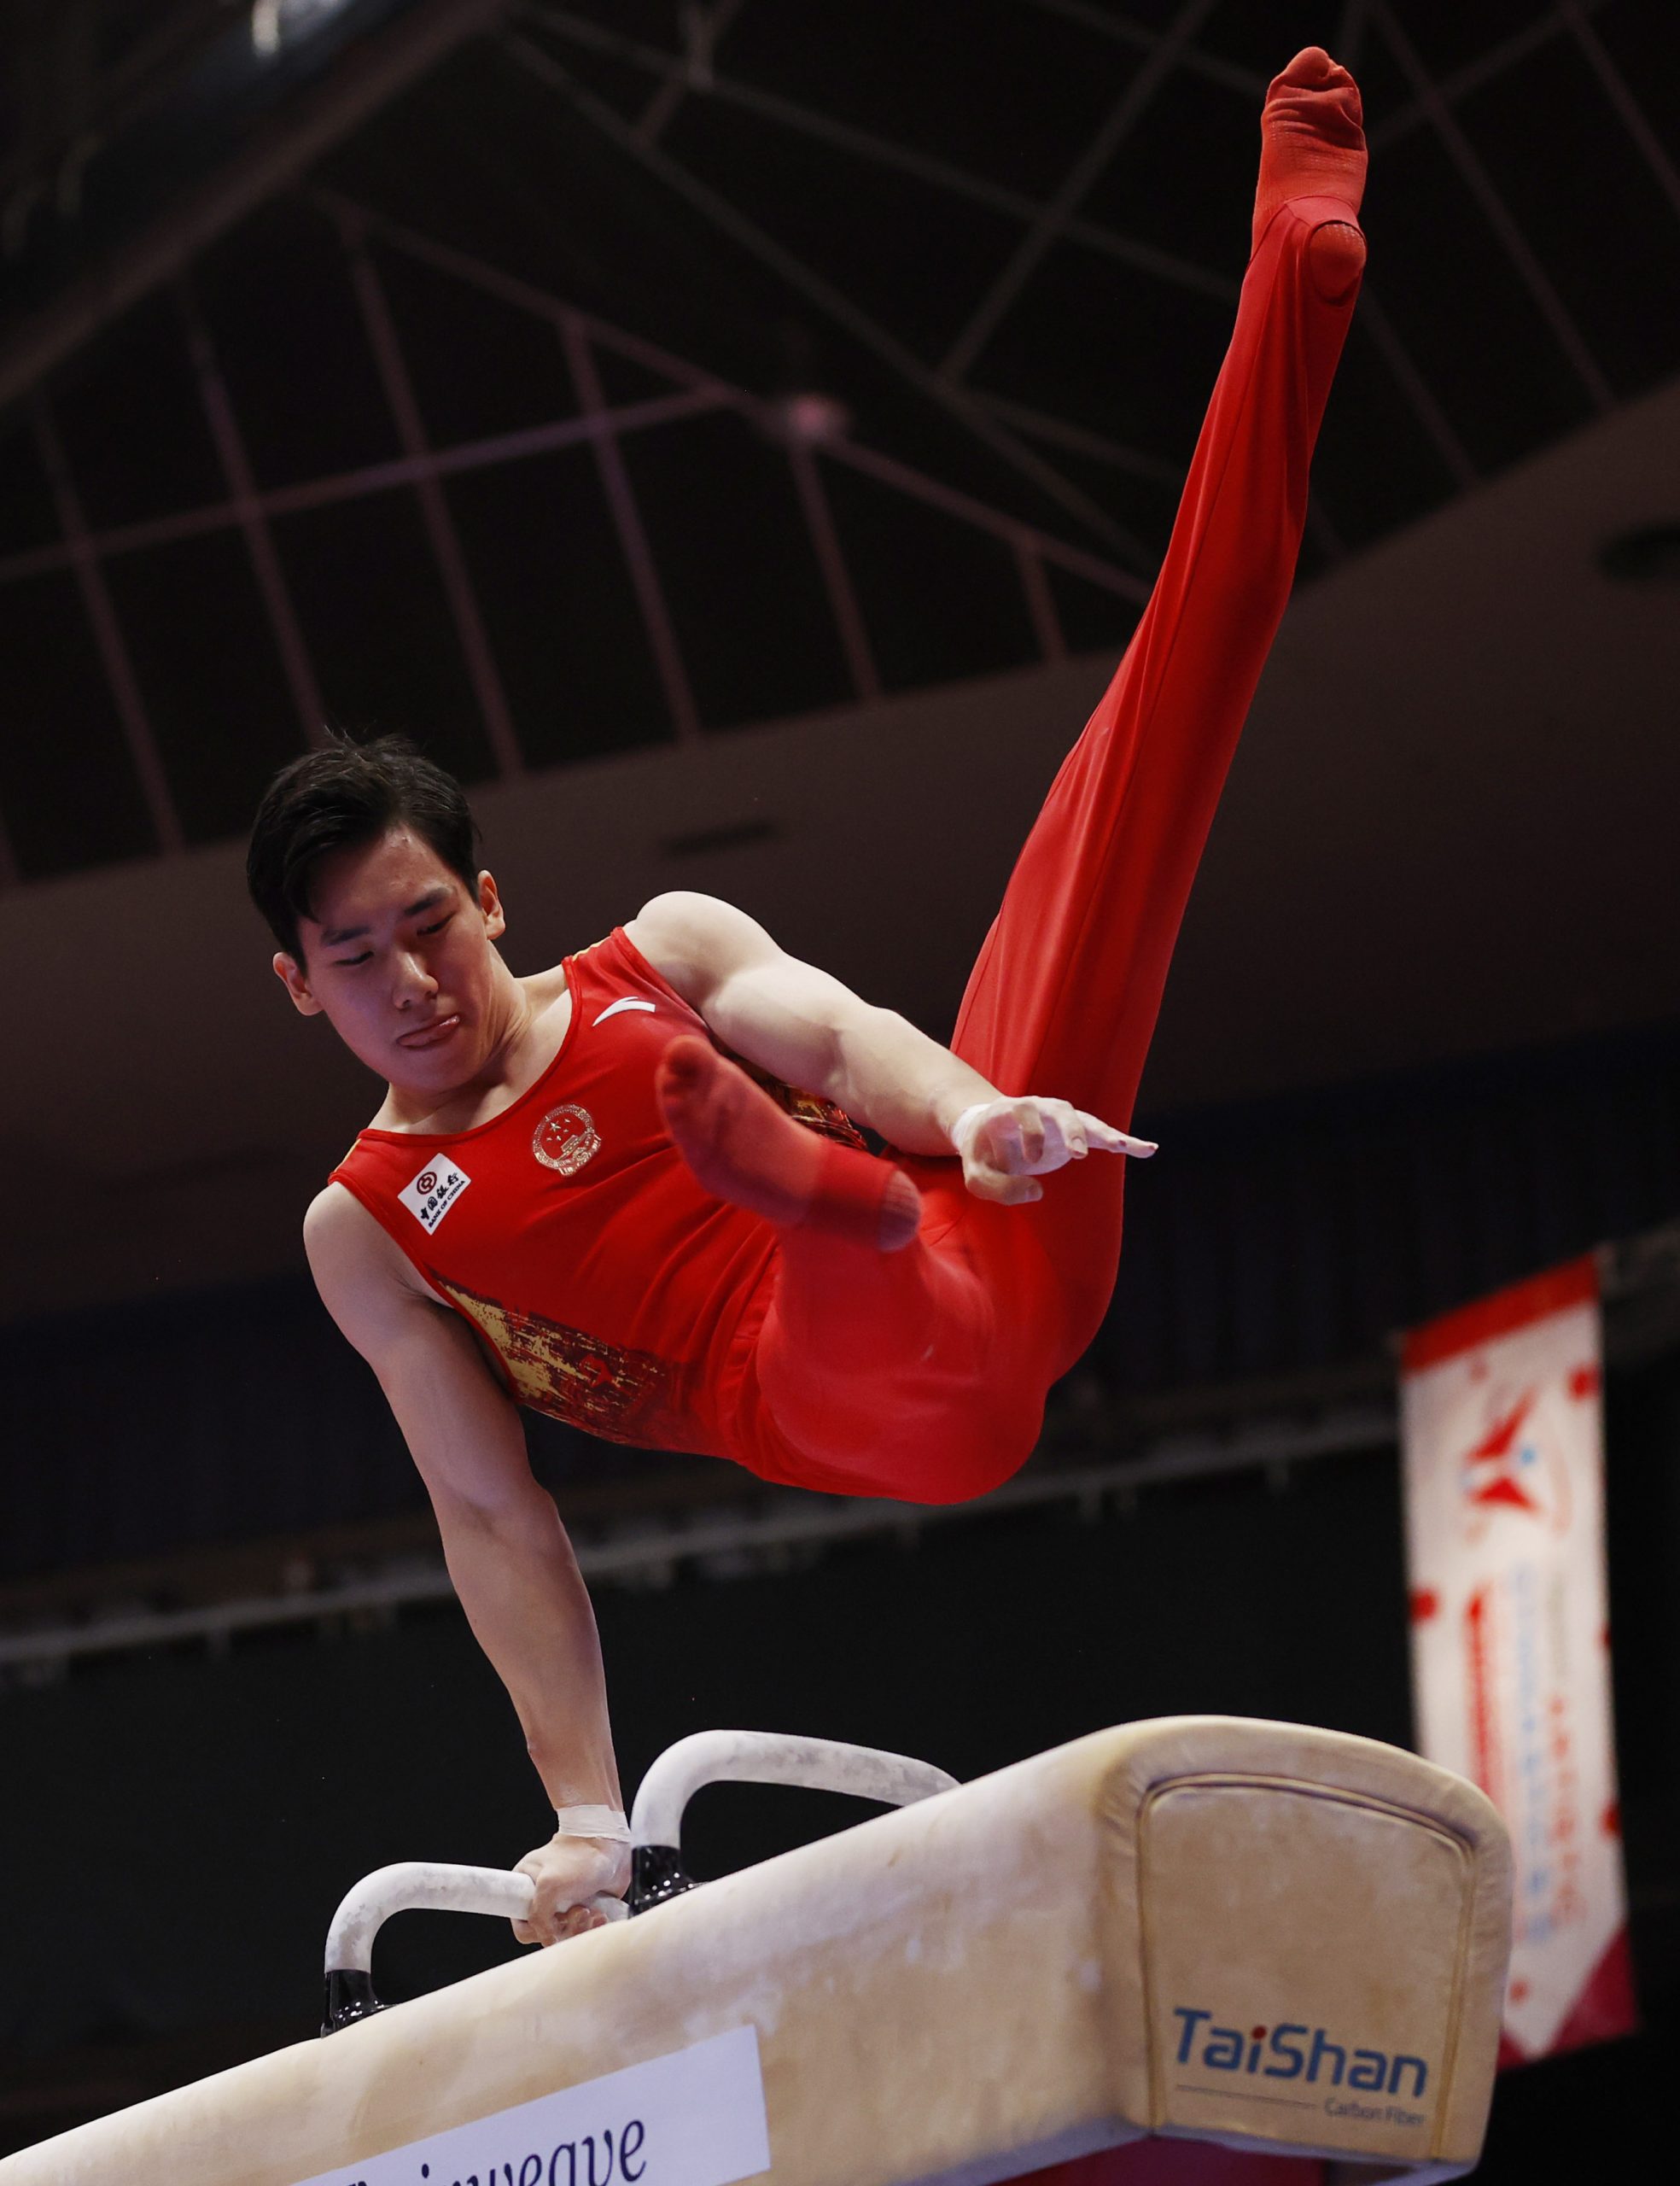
3, 3, 1680, 2177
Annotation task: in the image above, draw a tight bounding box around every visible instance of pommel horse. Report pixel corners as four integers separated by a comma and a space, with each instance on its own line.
0, 1717, 1512, 2186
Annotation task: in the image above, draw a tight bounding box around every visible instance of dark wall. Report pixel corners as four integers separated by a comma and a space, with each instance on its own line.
1099, 1015, 1680, 1395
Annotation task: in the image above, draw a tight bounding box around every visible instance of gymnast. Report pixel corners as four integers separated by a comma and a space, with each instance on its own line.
246, 50, 1366, 1951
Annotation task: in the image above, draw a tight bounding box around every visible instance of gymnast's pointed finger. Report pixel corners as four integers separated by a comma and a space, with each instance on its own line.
1076, 1110, 1158, 1159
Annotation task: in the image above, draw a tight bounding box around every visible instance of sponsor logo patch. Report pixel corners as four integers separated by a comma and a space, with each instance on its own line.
399, 1154, 471, 1232
534, 1102, 603, 1177
1170, 2005, 1430, 2124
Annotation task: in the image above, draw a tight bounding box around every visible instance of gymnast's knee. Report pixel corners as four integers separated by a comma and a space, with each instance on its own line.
890, 1396, 1044, 1507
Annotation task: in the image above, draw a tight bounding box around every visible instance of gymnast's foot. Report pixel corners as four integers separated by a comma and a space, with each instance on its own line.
1252, 45, 1368, 296
656, 1035, 922, 1252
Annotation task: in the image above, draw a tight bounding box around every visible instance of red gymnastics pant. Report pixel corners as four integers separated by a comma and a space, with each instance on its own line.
736, 193, 1365, 1505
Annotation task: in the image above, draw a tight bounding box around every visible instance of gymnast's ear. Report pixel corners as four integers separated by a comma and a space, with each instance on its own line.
476, 868, 506, 941
273, 951, 324, 1017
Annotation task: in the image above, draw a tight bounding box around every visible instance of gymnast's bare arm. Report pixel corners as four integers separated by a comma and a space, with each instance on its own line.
303, 1182, 628, 1946
627, 890, 1149, 1197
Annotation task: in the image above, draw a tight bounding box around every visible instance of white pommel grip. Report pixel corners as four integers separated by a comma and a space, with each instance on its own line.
324, 1862, 626, 1982
320, 1734, 955, 2033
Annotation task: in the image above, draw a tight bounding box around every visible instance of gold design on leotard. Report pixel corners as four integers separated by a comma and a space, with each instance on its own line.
729, 1056, 869, 1149
432, 1272, 677, 1445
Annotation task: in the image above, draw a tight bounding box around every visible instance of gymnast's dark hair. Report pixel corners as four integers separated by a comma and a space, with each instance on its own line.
246, 732, 481, 961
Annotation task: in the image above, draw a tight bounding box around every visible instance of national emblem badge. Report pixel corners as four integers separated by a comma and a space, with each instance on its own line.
533, 1102, 603, 1177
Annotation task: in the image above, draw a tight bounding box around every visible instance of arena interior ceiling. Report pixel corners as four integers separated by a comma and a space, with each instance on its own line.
2, 1, 1679, 1315
0, 0, 1676, 885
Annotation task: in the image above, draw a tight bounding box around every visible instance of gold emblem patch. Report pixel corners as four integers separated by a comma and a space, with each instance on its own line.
533, 1102, 603, 1176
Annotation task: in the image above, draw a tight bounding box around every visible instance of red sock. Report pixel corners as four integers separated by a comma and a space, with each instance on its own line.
1252, 45, 1368, 258
656, 1036, 921, 1252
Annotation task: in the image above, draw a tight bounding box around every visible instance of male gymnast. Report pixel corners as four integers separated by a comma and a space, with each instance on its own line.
248, 49, 1367, 1946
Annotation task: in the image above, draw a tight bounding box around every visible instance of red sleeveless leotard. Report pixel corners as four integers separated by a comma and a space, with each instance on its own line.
329, 927, 866, 1463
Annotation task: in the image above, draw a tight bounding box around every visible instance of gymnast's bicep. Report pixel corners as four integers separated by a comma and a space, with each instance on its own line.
628, 888, 878, 1087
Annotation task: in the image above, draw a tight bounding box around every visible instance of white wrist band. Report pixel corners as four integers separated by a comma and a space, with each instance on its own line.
950, 1101, 994, 1157
556, 1804, 631, 1843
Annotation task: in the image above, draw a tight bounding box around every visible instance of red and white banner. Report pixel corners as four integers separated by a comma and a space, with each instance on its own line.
1401, 1258, 1636, 2062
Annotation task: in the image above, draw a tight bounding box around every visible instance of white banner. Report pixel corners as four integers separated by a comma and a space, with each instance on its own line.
1401, 1258, 1636, 2060
295, 2023, 770, 2186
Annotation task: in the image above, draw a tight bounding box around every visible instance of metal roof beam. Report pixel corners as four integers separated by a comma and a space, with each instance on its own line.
940, 0, 1222, 383
1011, 0, 1265, 99
309, 181, 749, 395
0, 182, 1150, 680
0, 383, 726, 589
176, 278, 329, 752
561, 319, 702, 745
820, 435, 1146, 606
32, 401, 184, 856
1348, 286, 1479, 489
323, 192, 1148, 602
499, 26, 1150, 566
524, 3, 1238, 310
636, 0, 749, 146
339, 210, 525, 778
1560, 0, 1680, 226
967, 391, 1186, 487
1368, 0, 1616, 156
787, 441, 881, 704
1031, 0, 1616, 168
1369, 0, 1613, 413
0, 3, 239, 212
525, 5, 1478, 558
515, 0, 1554, 513
0, 0, 509, 421
1013, 540, 1066, 665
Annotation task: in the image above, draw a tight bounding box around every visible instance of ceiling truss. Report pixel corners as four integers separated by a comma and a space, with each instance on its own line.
0, 0, 1675, 879
0, 179, 1149, 843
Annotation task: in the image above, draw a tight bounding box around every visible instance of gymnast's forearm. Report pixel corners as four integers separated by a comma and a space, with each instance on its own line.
826, 1004, 1001, 1154
434, 1487, 621, 1809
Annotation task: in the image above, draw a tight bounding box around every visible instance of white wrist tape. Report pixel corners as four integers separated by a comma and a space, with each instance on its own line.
555, 1804, 631, 1843
950, 1101, 995, 1158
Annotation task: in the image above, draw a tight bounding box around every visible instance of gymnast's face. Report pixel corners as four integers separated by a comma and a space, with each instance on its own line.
271, 826, 510, 1086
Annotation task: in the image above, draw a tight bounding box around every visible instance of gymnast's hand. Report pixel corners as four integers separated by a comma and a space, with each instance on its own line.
950, 1096, 1157, 1205
512, 1832, 633, 1947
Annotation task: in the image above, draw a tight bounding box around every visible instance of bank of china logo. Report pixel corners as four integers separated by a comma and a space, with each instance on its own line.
400, 1154, 471, 1233
534, 1102, 602, 1177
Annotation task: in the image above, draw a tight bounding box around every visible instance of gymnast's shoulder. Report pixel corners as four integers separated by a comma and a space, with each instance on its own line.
626, 890, 785, 996
303, 1180, 437, 1342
